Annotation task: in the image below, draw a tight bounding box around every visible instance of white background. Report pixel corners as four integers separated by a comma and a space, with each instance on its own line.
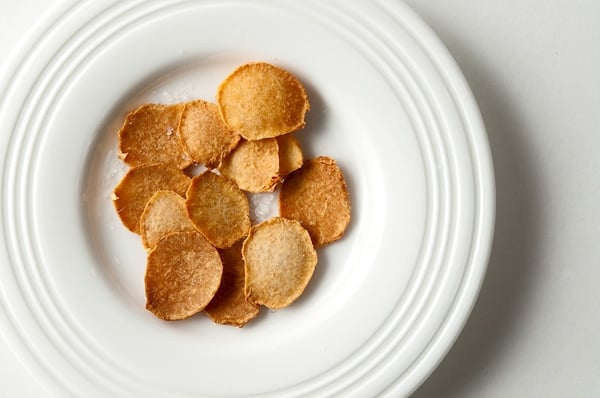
1, 0, 599, 397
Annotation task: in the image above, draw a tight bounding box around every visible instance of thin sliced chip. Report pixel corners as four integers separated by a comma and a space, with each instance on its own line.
217, 62, 310, 140
145, 231, 223, 320
279, 156, 351, 247
112, 163, 190, 234
277, 134, 303, 178
204, 240, 260, 327
243, 217, 317, 309
140, 190, 197, 251
178, 100, 240, 168
218, 138, 280, 192
118, 103, 192, 169
185, 171, 251, 249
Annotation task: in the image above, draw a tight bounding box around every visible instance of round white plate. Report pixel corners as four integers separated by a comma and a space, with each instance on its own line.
0, 0, 495, 396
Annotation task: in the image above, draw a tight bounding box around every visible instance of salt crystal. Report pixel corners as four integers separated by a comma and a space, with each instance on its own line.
248, 190, 279, 224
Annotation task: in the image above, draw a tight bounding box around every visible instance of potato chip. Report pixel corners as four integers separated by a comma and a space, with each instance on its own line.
204, 240, 260, 327
140, 190, 197, 251
277, 134, 303, 178
218, 138, 280, 192
279, 156, 351, 247
217, 62, 310, 140
243, 217, 317, 309
185, 171, 251, 249
178, 100, 240, 168
112, 163, 191, 234
118, 103, 191, 169
145, 231, 223, 320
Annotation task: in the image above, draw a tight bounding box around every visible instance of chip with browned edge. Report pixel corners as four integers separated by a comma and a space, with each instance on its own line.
140, 190, 197, 251
112, 163, 191, 234
186, 171, 251, 249
204, 240, 260, 327
145, 231, 223, 320
178, 100, 240, 168
277, 134, 303, 178
219, 138, 280, 192
279, 156, 351, 247
243, 217, 317, 309
118, 103, 191, 169
217, 62, 310, 140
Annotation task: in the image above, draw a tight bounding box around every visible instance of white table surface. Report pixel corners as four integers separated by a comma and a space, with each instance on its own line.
2, 1, 599, 397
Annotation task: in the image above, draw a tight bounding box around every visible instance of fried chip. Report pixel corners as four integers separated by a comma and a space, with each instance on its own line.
178, 99, 240, 168
277, 134, 303, 178
185, 171, 251, 249
279, 156, 351, 247
118, 103, 192, 169
204, 240, 260, 327
145, 231, 223, 320
112, 163, 191, 234
218, 138, 280, 192
140, 190, 197, 251
243, 217, 317, 309
217, 62, 310, 140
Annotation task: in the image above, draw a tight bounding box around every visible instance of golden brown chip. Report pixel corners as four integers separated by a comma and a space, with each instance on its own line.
204, 240, 260, 327
112, 163, 191, 234
139, 190, 197, 251
217, 62, 310, 140
145, 231, 223, 320
218, 138, 280, 192
277, 134, 303, 178
178, 100, 240, 168
118, 103, 192, 169
279, 156, 351, 247
185, 171, 251, 249
243, 217, 317, 309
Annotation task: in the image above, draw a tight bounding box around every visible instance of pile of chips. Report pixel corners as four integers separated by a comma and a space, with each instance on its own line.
112, 62, 351, 327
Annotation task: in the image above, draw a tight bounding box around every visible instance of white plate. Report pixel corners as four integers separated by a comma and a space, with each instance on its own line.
0, 0, 494, 396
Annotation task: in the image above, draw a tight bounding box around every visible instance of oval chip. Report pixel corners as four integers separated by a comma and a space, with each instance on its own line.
217, 62, 310, 140
204, 240, 260, 327
118, 103, 192, 169
178, 99, 240, 168
218, 138, 280, 192
277, 134, 303, 178
279, 156, 351, 247
145, 231, 223, 320
185, 171, 251, 249
112, 163, 191, 234
140, 190, 197, 251
243, 217, 317, 309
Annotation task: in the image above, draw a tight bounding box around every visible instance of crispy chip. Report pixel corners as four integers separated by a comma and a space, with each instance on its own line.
118, 103, 191, 169
218, 138, 280, 192
178, 100, 240, 168
145, 231, 223, 320
217, 62, 310, 140
185, 171, 251, 249
279, 157, 351, 247
140, 190, 197, 251
243, 217, 317, 309
204, 240, 260, 327
277, 134, 303, 178
112, 163, 191, 234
